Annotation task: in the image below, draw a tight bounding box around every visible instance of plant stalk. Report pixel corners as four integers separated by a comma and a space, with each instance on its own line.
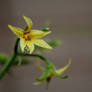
0, 38, 20, 79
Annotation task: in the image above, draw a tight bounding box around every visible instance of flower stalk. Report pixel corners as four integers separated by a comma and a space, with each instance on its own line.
18, 53, 52, 65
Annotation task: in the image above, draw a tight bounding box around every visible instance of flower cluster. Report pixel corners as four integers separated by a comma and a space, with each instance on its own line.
0, 16, 71, 89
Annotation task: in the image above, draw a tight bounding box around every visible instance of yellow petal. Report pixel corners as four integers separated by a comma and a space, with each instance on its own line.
56, 59, 71, 75
23, 16, 32, 29
20, 38, 26, 52
32, 39, 52, 49
30, 30, 51, 38
34, 81, 43, 85
27, 41, 34, 54
8, 25, 23, 37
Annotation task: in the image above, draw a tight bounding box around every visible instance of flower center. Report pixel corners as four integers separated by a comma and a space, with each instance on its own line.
23, 33, 31, 40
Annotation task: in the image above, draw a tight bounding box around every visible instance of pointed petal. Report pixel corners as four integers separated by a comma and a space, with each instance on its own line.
30, 30, 51, 38
56, 59, 71, 75
20, 38, 26, 52
34, 80, 43, 85
23, 16, 32, 29
32, 39, 52, 49
8, 25, 23, 37
27, 41, 34, 54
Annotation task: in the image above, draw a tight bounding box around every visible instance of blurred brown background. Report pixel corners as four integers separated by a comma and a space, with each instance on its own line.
0, 0, 92, 92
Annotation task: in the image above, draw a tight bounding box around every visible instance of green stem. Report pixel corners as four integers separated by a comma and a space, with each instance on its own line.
18, 53, 52, 66
0, 38, 20, 79
18, 53, 55, 81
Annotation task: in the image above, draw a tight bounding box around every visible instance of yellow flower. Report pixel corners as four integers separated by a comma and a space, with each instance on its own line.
8, 16, 52, 53
34, 59, 71, 88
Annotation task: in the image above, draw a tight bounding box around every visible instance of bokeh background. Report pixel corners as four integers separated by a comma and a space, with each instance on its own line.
0, 0, 92, 92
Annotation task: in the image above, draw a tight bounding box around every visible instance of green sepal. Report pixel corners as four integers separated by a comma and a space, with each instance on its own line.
41, 27, 49, 32
36, 66, 50, 81
55, 72, 68, 79
24, 25, 28, 31
47, 40, 61, 47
